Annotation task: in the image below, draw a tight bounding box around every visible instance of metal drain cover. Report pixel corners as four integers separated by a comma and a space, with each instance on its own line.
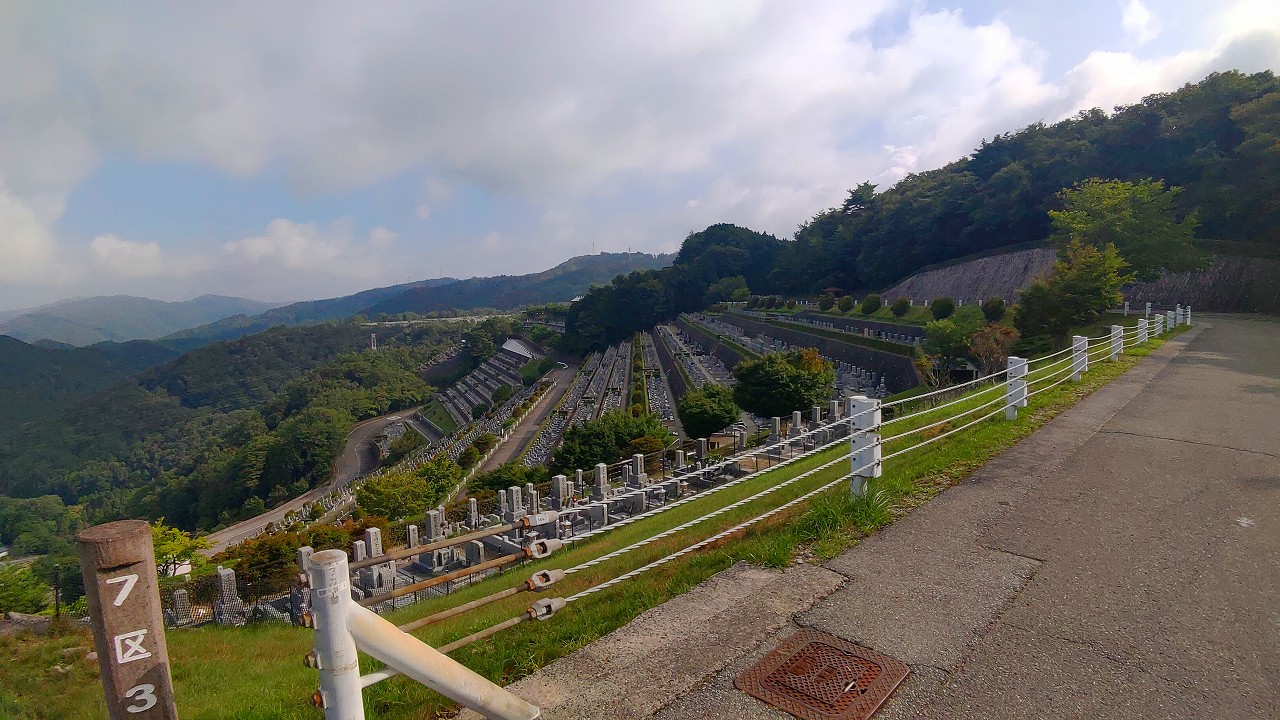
735, 629, 909, 720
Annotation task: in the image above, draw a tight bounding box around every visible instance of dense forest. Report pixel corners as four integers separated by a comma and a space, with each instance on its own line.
0, 321, 477, 535
566, 70, 1280, 351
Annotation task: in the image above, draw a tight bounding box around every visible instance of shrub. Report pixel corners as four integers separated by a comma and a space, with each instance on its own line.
891, 297, 910, 317
818, 293, 836, 311
930, 297, 956, 319
861, 294, 882, 315
981, 297, 1007, 322
837, 295, 855, 312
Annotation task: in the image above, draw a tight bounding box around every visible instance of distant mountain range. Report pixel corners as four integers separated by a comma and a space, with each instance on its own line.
0, 294, 282, 346
364, 251, 674, 315
157, 277, 459, 351
161, 252, 673, 349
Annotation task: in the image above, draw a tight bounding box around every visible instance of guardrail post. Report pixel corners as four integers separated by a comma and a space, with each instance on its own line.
1123, 301, 1129, 316
1166, 310, 1174, 333
306, 550, 365, 719
76, 520, 179, 720
1110, 325, 1123, 361
847, 395, 881, 496
1138, 318, 1148, 344
1185, 304, 1192, 326
1175, 304, 1183, 326
1145, 301, 1151, 318
1004, 356, 1027, 420
1071, 335, 1087, 381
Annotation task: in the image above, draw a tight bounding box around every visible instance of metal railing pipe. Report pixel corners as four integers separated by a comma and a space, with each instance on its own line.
346, 603, 541, 720
305, 549, 367, 720
349, 522, 520, 571
359, 553, 520, 607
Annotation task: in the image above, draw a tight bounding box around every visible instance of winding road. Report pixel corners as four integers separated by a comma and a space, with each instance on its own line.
201, 408, 416, 555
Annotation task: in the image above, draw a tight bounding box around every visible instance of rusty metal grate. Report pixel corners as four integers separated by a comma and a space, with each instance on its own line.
735, 629, 909, 720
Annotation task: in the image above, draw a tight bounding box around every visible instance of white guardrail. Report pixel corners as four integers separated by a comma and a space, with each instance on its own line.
300, 305, 1191, 719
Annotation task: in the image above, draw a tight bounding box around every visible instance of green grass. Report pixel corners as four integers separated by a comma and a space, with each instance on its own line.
0, 329, 1183, 720
419, 398, 458, 436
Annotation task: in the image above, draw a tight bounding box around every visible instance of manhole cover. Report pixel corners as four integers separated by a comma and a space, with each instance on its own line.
735, 629, 909, 720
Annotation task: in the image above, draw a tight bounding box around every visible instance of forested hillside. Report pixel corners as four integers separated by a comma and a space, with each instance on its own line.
565, 71, 1280, 350
0, 321, 471, 533
363, 251, 674, 316
776, 70, 1280, 293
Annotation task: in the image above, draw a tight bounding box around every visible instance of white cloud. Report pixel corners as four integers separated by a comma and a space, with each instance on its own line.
0, 187, 56, 282
89, 235, 167, 277
0, 1, 1278, 306
1122, 0, 1160, 45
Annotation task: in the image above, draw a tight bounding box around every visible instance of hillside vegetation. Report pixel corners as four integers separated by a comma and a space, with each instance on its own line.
0, 322, 467, 533
566, 71, 1280, 351
363, 251, 674, 316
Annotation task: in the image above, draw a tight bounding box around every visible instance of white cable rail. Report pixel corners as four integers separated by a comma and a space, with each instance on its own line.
883, 366, 1008, 407
882, 378, 1005, 427
567, 459, 879, 602
566, 447, 855, 574
565, 409, 874, 545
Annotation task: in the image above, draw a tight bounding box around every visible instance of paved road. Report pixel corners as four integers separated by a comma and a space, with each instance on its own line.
474, 315, 1279, 720
480, 362, 578, 472
202, 408, 414, 555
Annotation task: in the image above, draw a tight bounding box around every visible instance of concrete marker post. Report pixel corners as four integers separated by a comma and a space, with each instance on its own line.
847, 395, 881, 496
76, 520, 179, 720
1071, 335, 1087, 381
1138, 318, 1148, 344
1110, 325, 1123, 361
1005, 356, 1027, 420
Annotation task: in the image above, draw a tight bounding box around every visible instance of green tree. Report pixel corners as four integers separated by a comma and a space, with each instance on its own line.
968, 324, 1019, 374
731, 349, 835, 419
981, 297, 1007, 322
151, 519, 211, 577
1049, 178, 1204, 281
930, 297, 955, 319
457, 446, 481, 469
472, 432, 498, 454
0, 565, 49, 613
677, 385, 742, 439
551, 411, 671, 474
491, 385, 514, 405
890, 297, 910, 317
356, 456, 459, 520
704, 275, 749, 304
1015, 241, 1131, 342
837, 295, 855, 312
818, 293, 836, 311
923, 320, 973, 370
861, 294, 882, 314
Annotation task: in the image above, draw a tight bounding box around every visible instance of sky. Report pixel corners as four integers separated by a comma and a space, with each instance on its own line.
1, 1, 1278, 311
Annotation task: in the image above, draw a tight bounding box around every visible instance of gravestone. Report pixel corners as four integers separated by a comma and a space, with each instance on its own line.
213, 566, 247, 626
166, 589, 194, 628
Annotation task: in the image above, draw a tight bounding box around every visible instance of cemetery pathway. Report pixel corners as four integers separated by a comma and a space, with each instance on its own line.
467, 315, 1280, 720
480, 361, 579, 473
